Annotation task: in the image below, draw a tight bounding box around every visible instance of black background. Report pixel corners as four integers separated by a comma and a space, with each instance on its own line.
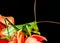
0, 0, 60, 43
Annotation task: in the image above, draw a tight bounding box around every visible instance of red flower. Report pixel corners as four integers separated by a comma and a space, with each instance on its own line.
25, 35, 47, 43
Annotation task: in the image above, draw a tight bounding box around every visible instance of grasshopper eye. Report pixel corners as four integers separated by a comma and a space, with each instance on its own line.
32, 28, 35, 31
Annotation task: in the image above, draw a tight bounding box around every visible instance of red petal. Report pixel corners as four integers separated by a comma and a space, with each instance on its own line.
13, 37, 18, 43
0, 15, 15, 25
0, 40, 9, 43
17, 31, 25, 43
32, 35, 47, 42
0, 22, 6, 31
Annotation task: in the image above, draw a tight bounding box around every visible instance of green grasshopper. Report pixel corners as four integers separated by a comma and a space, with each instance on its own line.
1, 17, 60, 40
1, 18, 41, 39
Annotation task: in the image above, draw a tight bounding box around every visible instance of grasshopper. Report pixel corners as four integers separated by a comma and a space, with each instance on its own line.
1, 18, 41, 39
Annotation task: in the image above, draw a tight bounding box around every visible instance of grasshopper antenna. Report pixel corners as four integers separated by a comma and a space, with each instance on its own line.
34, 0, 36, 22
